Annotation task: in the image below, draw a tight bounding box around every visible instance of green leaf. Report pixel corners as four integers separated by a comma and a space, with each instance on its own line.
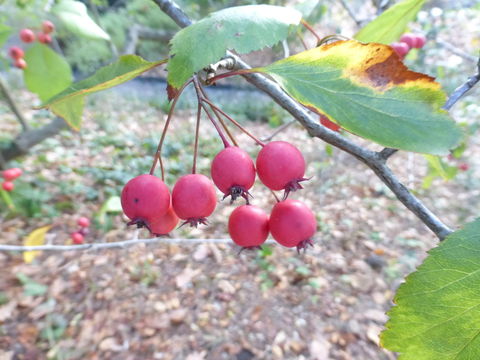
167, 4, 302, 88
256, 40, 462, 155
382, 219, 480, 359
16, 273, 48, 296
0, 24, 11, 47
38, 55, 166, 129
97, 195, 122, 224
424, 155, 458, 180
355, 0, 426, 44
52, 0, 110, 41
23, 43, 73, 102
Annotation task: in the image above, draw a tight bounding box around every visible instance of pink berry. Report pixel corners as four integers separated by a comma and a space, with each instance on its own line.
256, 141, 307, 198
172, 174, 217, 227
19, 28, 35, 43
77, 217, 90, 228
228, 205, 269, 249
458, 163, 469, 171
2, 168, 21, 181
14, 58, 27, 69
42, 20, 55, 34
211, 146, 256, 203
148, 204, 179, 235
391, 42, 410, 58
121, 174, 171, 230
412, 34, 426, 48
71, 232, 84, 244
2, 181, 14, 192
319, 114, 340, 132
37, 33, 52, 44
399, 33, 416, 49
9, 46, 24, 60
269, 199, 316, 251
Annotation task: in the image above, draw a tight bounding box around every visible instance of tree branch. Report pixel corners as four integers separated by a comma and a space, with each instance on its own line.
0, 75, 29, 131
443, 57, 480, 111
153, 0, 455, 240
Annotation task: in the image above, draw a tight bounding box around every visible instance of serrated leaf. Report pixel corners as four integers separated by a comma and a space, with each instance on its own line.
23, 225, 51, 264
0, 24, 11, 47
52, 0, 110, 41
167, 4, 302, 89
23, 43, 73, 102
255, 40, 462, 155
355, 0, 426, 44
382, 219, 480, 359
37, 55, 166, 129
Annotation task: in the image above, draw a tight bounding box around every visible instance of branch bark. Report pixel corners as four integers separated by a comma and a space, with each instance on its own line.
123, 24, 173, 54
0, 75, 29, 131
153, 0, 455, 240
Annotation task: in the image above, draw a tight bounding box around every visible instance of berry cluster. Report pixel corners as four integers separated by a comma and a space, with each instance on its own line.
391, 33, 426, 59
1, 168, 22, 192
71, 217, 91, 244
121, 141, 317, 252
9, 21, 55, 70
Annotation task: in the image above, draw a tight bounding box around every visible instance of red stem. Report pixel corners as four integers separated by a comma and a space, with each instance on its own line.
207, 68, 253, 85
301, 19, 321, 44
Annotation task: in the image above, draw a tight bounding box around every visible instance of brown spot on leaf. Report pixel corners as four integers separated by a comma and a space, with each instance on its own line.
166, 83, 179, 102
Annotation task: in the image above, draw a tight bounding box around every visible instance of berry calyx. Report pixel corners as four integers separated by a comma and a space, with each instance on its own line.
9, 46, 24, 60
42, 20, 55, 34
269, 199, 316, 252
37, 33, 52, 44
19, 28, 35, 43
149, 204, 179, 235
256, 141, 307, 198
2, 168, 22, 181
71, 232, 84, 244
121, 174, 171, 231
319, 114, 341, 132
172, 174, 217, 227
2, 181, 14, 192
391, 42, 410, 58
211, 146, 256, 203
14, 58, 27, 70
228, 205, 269, 249
77, 217, 90, 228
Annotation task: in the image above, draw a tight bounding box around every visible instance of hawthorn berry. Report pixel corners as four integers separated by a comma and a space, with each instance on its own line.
269, 199, 316, 252
211, 146, 256, 203
228, 205, 269, 249
77, 217, 90, 228
2, 168, 22, 181
148, 204, 179, 235
121, 174, 171, 230
458, 163, 469, 171
391, 42, 410, 58
37, 33, 52, 44
319, 114, 340, 132
2, 181, 14, 192
412, 34, 426, 48
256, 141, 307, 198
172, 174, 217, 227
9, 46, 24, 60
19, 28, 35, 43
42, 20, 55, 34
399, 33, 416, 48
71, 232, 84, 244
14, 58, 27, 70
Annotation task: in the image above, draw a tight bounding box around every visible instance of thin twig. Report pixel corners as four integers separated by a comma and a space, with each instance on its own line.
192, 102, 202, 174
261, 119, 296, 142
339, 0, 362, 27
443, 57, 480, 111
0, 75, 29, 131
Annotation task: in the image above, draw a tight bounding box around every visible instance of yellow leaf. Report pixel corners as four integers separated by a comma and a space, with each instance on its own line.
23, 225, 51, 263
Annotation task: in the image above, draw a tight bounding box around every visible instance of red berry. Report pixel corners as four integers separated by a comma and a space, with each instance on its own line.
2, 168, 22, 181
269, 199, 316, 251
2, 181, 14, 192
412, 34, 426, 49
458, 163, 469, 171
319, 114, 340, 132
399, 33, 416, 49
14, 58, 27, 69
172, 174, 217, 227
211, 146, 256, 203
42, 20, 55, 34
9, 46, 24, 60
256, 141, 307, 198
121, 174, 171, 230
71, 232, 84, 244
149, 204, 179, 235
19, 28, 35, 43
228, 205, 269, 249
77, 217, 90, 228
37, 33, 52, 44
391, 42, 410, 58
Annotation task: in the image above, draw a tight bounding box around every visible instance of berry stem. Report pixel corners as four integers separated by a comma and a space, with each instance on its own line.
201, 98, 265, 147
150, 78, 193, 179
300, 19, 321, 45
207, 68, 253, 85
193, 77, 231, 148
192, 102, 202, 174
270, 189, 281, 203
296, 28, 309, 51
